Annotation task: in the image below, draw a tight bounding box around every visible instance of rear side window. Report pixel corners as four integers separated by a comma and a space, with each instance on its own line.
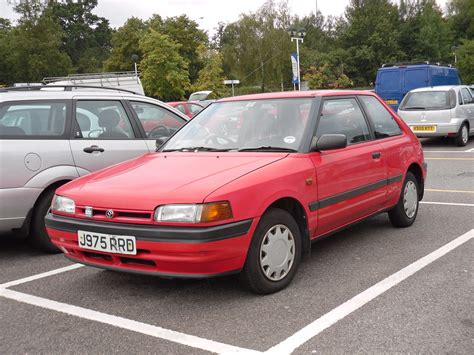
0, 101, 67, 138
359, 96, 401, 139
460, 88, 473, 104
316, 98, 371, 145
399, 91, 451, 110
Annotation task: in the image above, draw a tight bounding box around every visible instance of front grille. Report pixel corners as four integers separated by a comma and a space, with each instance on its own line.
77, 206, 152, 223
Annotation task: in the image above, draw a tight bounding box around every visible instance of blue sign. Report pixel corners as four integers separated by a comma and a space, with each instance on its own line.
291, 52, 299, 84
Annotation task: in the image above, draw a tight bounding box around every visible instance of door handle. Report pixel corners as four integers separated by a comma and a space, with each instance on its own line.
372, 152, 381, 159
83, 145, 105, 153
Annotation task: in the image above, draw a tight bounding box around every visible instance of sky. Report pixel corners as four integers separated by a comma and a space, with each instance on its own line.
1, 0, 449, 35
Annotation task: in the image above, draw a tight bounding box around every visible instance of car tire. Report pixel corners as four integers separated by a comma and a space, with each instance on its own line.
388, 172, 419, 228
239, 208, 301, 294
454, 123, 469, 147
29, 189, 61, 253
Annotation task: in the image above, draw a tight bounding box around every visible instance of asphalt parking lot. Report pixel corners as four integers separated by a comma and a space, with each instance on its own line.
1, 138, 473, 354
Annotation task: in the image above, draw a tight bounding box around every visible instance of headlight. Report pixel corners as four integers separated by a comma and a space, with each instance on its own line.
154, 202, 232, 223
51, 195, 75, 214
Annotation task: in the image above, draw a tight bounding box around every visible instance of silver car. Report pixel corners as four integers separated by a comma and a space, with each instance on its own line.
0, 86, 188, 251
397, 85, 474, 146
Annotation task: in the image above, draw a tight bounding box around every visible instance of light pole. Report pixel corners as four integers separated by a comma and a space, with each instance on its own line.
287, 27, 306, 91
131, 54, 139, 78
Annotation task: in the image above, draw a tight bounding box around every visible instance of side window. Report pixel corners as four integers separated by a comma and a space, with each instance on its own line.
359, 96, 402, 139
461, 88, 473, 104
75, 101, 135, 139
175, 104, 186, 114
130, 101, 186, 139
189, 103, 203, 114
316, 98, 371, 145
0, 101, 67, 138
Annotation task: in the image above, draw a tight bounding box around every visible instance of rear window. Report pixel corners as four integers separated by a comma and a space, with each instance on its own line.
379, 71, 400, 91
0, 101, 67, 138
399, 91, 453, 111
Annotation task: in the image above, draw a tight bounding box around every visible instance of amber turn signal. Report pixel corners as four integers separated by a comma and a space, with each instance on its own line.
200, 202, 233, 222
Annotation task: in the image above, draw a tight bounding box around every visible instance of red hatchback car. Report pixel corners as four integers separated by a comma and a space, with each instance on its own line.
46, 91, 426, 294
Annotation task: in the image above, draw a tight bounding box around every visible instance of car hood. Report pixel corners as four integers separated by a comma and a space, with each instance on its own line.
59, 152, 288, 210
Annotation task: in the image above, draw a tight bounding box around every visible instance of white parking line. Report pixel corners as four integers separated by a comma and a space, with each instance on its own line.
421, 201, 474, 207
0, 288, 260, 355
265, 229, 474, 354
0, 264, 84, 289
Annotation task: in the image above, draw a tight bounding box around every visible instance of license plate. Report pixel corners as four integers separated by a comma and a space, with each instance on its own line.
411, 125, 436, 132
385, 99, 398, 105
78, 230, 136, 255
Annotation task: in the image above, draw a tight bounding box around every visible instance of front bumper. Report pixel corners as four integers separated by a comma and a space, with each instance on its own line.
45, 213, 256, 278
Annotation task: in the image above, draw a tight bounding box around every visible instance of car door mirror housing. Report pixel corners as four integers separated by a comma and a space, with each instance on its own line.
313, 134, 347, 151
155, 137, 168, 150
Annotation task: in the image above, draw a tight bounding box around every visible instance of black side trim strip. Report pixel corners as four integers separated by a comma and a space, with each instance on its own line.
308, 174, 404, 212
64, 255, 241, 279
46, 213, 253, 243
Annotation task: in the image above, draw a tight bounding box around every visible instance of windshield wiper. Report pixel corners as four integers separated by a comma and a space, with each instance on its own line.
403, 106, 426, 110
238, 146, 297, 152
162, 146, 235, 152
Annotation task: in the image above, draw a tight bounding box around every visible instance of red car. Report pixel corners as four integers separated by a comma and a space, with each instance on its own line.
167, 101, 204, 119
46, 91, 426, 294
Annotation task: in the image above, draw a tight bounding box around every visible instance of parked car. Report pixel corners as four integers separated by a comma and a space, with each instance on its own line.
397, 85, 474, 146
167, 101, 204, 119
375, 63, 461, 111
0, 85, 188, 252
46, 90, 426, 294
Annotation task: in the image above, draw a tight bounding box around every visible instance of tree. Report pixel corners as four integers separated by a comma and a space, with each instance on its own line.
9, 1, 72, 83
456, 39, 474, 83
192, 45, 226, 96
448, 0, 474, 41
400, 0, 453, 63
104, 17, 147, 72
46, 0, 111, 72
150, 15, 208, 83
0, 18, 13, 85
139, 30, 190, 100
340, 0, 403, 86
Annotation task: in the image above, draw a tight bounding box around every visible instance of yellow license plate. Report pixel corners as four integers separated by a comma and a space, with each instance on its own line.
385, 100, 398, 105
412, 125, 436, 132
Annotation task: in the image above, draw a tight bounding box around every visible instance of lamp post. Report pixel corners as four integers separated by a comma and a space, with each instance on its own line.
131, 54, 139, 78
287, 27, 306, 91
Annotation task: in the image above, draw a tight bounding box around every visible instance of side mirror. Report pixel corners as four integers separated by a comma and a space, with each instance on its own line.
312, 134, 347, 151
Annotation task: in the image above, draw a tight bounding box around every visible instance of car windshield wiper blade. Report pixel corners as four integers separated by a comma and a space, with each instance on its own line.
238, 146, 297, 152
162, 146, 235, 152
403, 106, 426, 110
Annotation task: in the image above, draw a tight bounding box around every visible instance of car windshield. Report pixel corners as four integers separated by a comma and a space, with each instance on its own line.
162, 98, 313, 152
400, 91, 451, 110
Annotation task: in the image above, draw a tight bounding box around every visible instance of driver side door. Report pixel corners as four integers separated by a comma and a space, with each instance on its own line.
128, 100, 188, 151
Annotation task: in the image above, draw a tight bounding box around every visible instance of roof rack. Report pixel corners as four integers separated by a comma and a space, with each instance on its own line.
43, 71, 140, 83
1, 85, 141, 95
382, 61, 453, 68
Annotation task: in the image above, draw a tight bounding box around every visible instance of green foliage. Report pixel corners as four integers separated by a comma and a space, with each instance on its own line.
456, 39, 474, 83
192, 46, 226, 96
400, 0, 453, 63
46, 0, 111, 72
8, 1, 72, 83
448, 0, 474, 41
303, 64, 353, 89
104, 17, 147, 72
139, 30, 190, 100
340, 0, 403, 86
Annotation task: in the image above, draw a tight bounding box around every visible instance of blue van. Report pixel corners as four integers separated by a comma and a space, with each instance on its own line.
375, 64, 461, 111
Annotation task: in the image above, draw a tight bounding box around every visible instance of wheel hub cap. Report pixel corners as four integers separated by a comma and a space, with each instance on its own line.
259, 224, 295, 281
403, 181, 418, 218
462, 126, 468, 143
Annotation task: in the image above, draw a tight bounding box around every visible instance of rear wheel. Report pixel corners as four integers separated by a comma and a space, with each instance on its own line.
388, 172, 419, 228
29, 189, 60, 253
239, 208, 301, 294
454, 123, 469, 147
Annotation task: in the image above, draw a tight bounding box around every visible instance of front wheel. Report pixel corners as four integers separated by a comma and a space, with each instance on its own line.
239, 208, 301, 294
454, 123, 469, 147
28, 189, 61, 253
388, 172, 419, 228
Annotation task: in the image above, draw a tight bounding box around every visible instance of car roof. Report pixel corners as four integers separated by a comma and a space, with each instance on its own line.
409, 85, 461, 93
0, 89, 139, 101
218, 90, 375, 102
